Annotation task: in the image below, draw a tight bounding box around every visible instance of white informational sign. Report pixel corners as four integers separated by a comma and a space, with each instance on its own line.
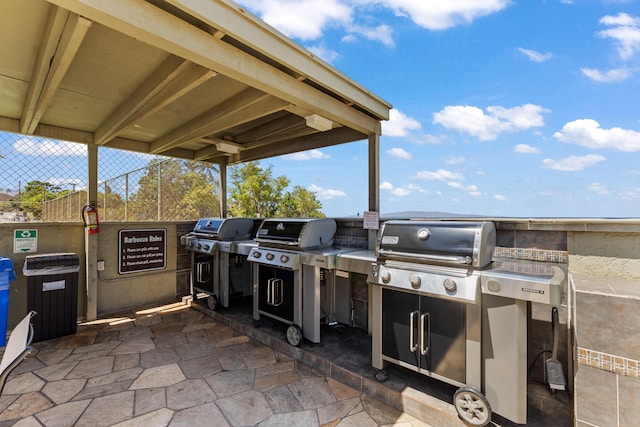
13, 229, 38, 253
363, 211, 379, 230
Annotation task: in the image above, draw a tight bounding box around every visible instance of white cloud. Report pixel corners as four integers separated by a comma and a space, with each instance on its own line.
380, 181, 394, 190
391, 187, 411, 196
445, 156, 466, 165
308, 184, 346, 199
597, 13, 640, 60
282, 149, 330, 160
553, 119, 640, 151
541, 154, 605, 171
382, 108, 422, 137
377, 0, 511, 31
307, 44, 340, 63
581, 67, 634, 82
379, 181, 419, 196
240, 0, 352, 41
348, 24, 395, 46
433, 104, 548, 141
514, 144, 541, 154
517, 47, 553, 62
447, 181, 482, 196
415, 169, 464, 181
13, 137, 86, 156
386, 147, 412, 160
620, 188, 640, 200
588, 182, 609, 195
494, 194, 507, 201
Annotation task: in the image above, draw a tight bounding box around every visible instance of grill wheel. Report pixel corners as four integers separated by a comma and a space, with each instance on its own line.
453, 386, 491, 426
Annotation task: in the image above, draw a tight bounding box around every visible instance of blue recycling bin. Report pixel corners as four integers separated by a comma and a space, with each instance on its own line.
0, 257, 17, 347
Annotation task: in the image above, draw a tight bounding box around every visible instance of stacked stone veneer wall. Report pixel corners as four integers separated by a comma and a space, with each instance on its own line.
569, 231, 640, 426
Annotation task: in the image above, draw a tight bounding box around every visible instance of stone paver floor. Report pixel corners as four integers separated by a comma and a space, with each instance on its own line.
0, 302, 431, 426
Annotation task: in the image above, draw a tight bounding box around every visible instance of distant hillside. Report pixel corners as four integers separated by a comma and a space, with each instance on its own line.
382, 211, 488, 219
0, 193, 12, 202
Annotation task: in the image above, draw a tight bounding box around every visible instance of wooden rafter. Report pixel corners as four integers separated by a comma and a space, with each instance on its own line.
21, 8, 91, 134
94, 56, 216, 145
149, 89, 289, 154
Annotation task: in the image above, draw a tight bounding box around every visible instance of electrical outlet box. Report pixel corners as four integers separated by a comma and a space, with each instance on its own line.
97, 260, 105, 271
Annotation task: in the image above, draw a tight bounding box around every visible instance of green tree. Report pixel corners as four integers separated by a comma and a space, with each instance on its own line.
281, 185, 324, 218
228, 162, 289, 217
16, 180, 62, 219
228, 162, 324, 218
128, 158, 220, 221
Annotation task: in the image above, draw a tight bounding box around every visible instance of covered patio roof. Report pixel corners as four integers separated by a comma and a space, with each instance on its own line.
0, 0, 390, 164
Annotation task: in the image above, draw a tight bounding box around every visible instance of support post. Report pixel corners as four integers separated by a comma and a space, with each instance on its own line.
85, 143, 98, 321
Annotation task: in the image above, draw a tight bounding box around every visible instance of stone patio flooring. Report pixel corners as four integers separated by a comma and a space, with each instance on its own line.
0, 302, 433, 426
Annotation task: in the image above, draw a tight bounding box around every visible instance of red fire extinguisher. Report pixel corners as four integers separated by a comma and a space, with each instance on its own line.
82, 202, 100, 234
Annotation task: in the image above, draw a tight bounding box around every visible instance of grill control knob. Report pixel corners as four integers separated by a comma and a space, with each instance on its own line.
252, 251, 261, 259
203, 244, 210, 251
443, 278, 457, 293
187, 242, 194, 248
197, 243, 202, 250
380, 268, 391, 284
266, 253, 274, 261
409, 273, 421, 288
417, 228, 430, 240
280, 255, 289, 263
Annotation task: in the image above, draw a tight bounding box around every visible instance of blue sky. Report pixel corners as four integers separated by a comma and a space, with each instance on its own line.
237, 0, 640, 218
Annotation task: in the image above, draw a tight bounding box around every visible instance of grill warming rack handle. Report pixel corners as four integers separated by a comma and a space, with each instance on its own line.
380, 252, 473, 265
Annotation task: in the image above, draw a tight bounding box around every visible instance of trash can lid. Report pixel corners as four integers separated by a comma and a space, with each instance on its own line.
0, 257, 16, 281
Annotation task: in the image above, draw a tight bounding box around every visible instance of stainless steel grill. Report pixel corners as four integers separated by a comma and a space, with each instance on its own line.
248, 218, 343, 346
182, 218, 256, 310
368, 219, 566, 426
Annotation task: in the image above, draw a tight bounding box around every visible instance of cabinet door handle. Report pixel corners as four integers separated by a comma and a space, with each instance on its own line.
267, 278, 274, 305
420, 312, 430, 356
273, 279, 283, 306
409, 310, 419, 352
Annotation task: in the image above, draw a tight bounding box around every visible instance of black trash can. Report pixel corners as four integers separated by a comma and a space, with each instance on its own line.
23, 253, 79, 342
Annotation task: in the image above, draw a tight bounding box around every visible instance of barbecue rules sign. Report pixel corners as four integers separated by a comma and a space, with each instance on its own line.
119, 229, 166, 274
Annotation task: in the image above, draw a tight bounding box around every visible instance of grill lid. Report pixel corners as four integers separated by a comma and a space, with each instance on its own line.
376, 220, 496, 268
255, 218, 336, 249
191, 217, 255, 240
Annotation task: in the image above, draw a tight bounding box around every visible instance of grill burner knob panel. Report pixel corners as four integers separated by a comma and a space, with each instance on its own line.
380, 268, 391, 284
443, 278, 457, 293
409, 273, 421, 288
266, 253, 274, 261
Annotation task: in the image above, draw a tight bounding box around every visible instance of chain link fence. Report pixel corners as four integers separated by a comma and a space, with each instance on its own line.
0, 132, 221, 223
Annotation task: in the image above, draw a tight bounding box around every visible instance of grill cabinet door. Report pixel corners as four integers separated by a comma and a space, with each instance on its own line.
381, 288, 420, 367
381, 288, 467, 384
420, 296, 466, 383
257, 265, 295, 322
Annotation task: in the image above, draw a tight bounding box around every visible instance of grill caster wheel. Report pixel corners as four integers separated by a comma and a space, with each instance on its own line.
207, 296, 218, 311
375, 369, 388, 382
453, 386, 491, 427
286, 325, 302, 346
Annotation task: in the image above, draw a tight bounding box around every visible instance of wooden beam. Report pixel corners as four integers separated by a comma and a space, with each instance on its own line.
95, 56, 215, 145
22, 10, 92, 134
234, 114, 304, 143
150, 89, 288, 154
229, 127, 366, 164
45, 0, 383, 135
167, 0, 391, 120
